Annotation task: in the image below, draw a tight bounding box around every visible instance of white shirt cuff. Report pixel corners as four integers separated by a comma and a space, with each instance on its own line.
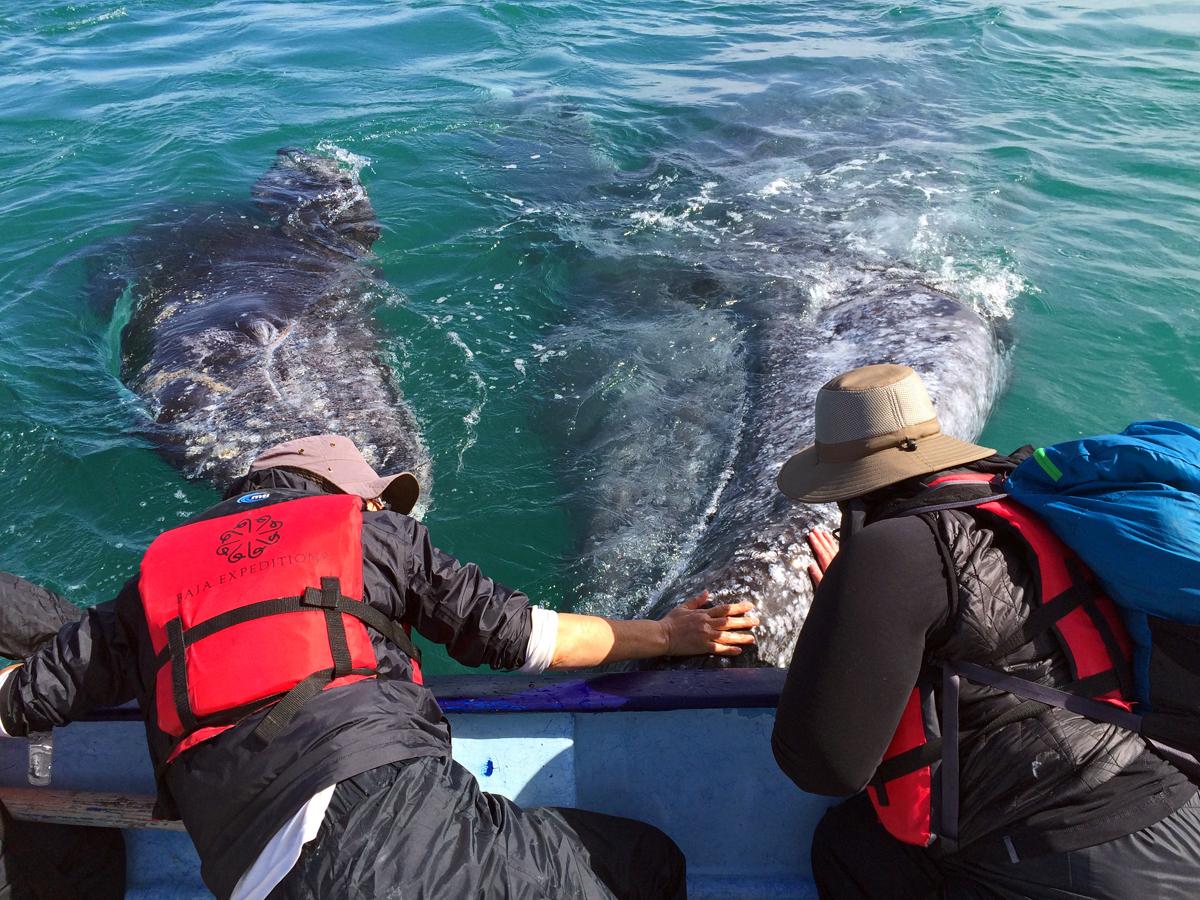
518, 608, 558, 674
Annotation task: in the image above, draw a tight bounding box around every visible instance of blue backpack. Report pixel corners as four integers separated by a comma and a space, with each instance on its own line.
1005, 420, 1200, 748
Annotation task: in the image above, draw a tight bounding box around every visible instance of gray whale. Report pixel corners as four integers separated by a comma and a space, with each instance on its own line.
551, 262, 1004, 667
651, 274, 1005, 666
106, 149, 430, 492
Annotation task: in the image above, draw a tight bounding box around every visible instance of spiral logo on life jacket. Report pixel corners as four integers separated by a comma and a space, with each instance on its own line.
216, 515, 283, 564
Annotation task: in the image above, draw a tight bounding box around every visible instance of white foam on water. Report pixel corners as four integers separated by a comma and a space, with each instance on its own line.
67, 7, 126, 29
457, 377, 488, 472
625, 181, 726, 240
446, 331, 475, 361
442, 331, 487, 470
758, 177, 797, 198
314, 140, 371, 176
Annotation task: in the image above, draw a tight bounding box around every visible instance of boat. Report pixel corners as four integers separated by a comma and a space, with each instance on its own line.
0, 669, 827, 898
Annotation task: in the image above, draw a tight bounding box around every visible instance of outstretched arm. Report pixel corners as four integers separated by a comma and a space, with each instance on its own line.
363, 513, 756, 672
548, 593, 758, 669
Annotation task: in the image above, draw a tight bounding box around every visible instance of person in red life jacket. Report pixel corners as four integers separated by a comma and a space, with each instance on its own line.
770, 364, 1200, 900
0, 434, 758, 900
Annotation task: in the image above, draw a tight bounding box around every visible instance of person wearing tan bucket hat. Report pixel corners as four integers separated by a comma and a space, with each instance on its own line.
776, 363, 994, 505
0, 432, 757, 899
770, 364, 1200, 899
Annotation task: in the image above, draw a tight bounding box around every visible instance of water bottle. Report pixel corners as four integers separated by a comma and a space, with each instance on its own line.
27, 730, 53, 787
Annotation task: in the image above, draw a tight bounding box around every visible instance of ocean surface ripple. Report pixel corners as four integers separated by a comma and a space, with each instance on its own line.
1, 1, 1198, 672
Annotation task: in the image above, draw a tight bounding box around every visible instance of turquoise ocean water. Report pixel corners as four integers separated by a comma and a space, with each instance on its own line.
2, 1, 1198, 674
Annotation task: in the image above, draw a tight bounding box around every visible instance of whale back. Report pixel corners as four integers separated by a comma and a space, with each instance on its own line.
108, 151, 430, 492
660, 280, 1004, 666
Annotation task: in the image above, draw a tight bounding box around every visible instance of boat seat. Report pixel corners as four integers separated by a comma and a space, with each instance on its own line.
0, 786, 185, 831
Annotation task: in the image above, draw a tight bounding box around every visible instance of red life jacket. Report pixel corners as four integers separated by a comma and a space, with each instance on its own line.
867, 473, 1136, 849
139, 492, 423, 764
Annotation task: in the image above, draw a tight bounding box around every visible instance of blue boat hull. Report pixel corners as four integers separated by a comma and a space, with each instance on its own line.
0, 671, 827, 898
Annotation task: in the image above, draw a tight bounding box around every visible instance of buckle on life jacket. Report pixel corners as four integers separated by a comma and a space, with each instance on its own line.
302, 577, 342, 609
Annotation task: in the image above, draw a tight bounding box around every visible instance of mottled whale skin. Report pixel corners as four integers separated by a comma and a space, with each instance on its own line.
110, 150, 430, 491
659, 276, 1004, 666
558, 264, 1004, 668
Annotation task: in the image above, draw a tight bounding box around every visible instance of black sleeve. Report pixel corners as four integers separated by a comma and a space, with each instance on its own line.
0, 583, 140, 737
771, 516, 953, 796
0, 572, 81, 659
361, 513, 534, 671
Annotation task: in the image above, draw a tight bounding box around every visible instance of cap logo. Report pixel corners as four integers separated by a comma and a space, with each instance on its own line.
237, 491, 272, 504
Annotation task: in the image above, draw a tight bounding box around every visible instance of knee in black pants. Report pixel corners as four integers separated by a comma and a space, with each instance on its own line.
640, 824, 686, 900
554, 809, 687, 900
811, 795, 941, 900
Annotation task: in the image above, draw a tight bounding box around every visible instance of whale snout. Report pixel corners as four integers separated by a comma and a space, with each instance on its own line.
253, 149, 381, 256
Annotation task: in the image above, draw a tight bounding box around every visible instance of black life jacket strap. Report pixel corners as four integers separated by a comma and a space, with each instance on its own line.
159, 577, 423, 750
890, 492, 1011, 519
155, 585, 422, 670
870, 738, 945, 804
941, 666, 961, 853
870, 688, 1056, 790
868, 661, 1129, 854
1076, 592, 1135, 698
313, 577, 352, 679
950, 661, 1144, 734
167, 619, 198, 735
981, 580, 1095, 663
158, 665, 377, 769
248, 665, 370, 745
299, 579, 423, 666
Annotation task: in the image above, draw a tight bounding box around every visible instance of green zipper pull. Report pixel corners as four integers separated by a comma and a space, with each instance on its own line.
1033, 447, 1063, 482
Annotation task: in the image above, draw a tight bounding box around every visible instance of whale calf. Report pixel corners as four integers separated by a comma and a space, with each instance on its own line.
103, 149, 430, 492
510, 141, 1010, 664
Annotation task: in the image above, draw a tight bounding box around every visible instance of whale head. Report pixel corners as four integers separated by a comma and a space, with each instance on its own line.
112, 150, 430, 493
252, 148, 381, 257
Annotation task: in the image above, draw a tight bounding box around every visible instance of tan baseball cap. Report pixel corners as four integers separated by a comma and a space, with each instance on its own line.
248, 434, 420, 514
778, 364, 994, 503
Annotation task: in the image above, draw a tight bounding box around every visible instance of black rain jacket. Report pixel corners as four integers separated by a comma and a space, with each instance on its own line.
0, 469, 535, 898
